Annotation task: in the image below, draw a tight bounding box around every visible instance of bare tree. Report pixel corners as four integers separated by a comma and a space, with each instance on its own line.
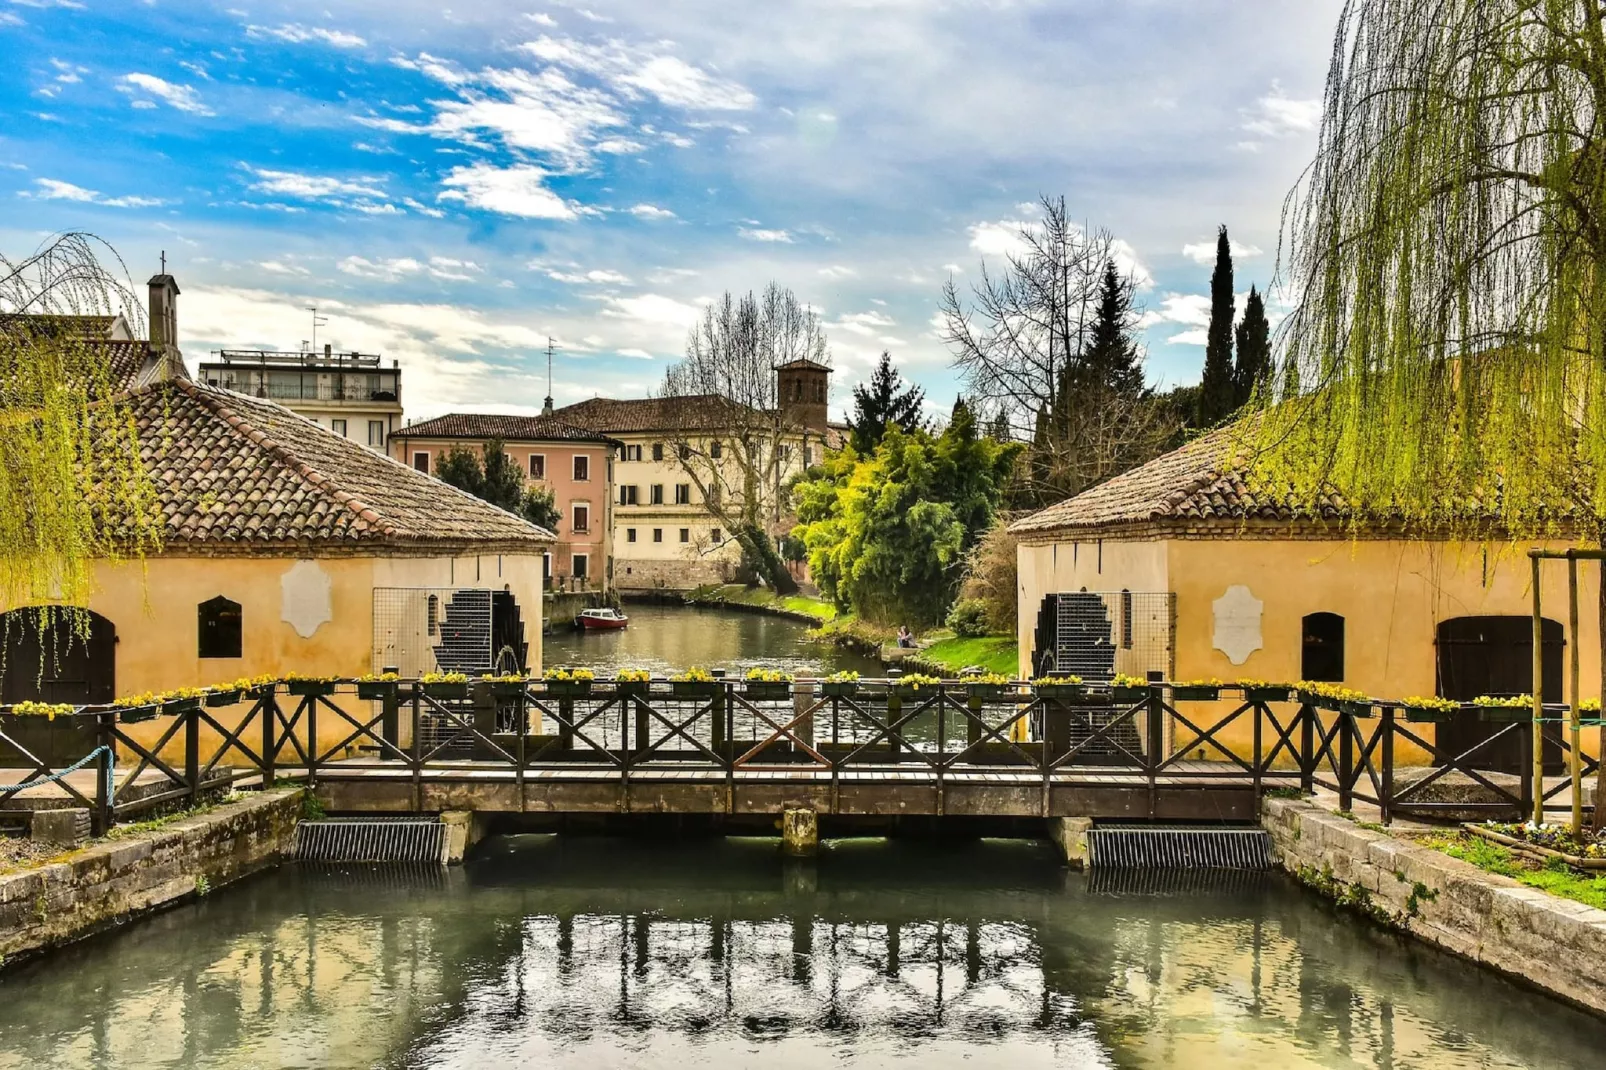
941, 197, 1175, 505
660, 283, 831, 594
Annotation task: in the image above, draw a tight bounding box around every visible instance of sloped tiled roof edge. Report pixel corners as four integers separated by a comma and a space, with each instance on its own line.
393, 412, 622, 444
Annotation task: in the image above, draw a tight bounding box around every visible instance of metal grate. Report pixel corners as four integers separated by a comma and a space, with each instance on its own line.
293, 819, 447, 863
1085, 827, 1272, 870
372, 587, 495, 677
1030, 591, 1174, 682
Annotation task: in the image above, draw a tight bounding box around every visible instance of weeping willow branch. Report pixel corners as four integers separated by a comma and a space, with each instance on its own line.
0, 232, 163, 614
1253, 0, 1606, 537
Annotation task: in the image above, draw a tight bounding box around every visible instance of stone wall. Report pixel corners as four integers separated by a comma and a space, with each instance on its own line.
0, 788, 300, 967
615, 556, 735, 592
1262, 797, 1606, 1015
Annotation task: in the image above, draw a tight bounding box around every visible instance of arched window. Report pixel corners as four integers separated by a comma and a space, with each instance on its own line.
198, 596, 242, 659
1301, 612, 1345, 682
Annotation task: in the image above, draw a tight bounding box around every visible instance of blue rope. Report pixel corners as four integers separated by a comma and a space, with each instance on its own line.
0, 744, 114, 802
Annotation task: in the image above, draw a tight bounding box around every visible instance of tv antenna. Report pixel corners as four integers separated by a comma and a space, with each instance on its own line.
307, 305, 328, 352
543, 336, 558, 414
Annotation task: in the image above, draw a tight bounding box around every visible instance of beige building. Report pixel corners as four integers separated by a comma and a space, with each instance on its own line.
552, 359, 838, 591
1011, 428, 1600, 769
1, 274, 553, 762
388, 413, 619, 590
197, 347, 403, 452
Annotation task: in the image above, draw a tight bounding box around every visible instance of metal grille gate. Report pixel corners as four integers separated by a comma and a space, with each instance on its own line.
1030, 591, 1175, 682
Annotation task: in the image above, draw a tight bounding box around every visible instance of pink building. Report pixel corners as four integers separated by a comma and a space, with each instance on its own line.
390, 414, 618, 590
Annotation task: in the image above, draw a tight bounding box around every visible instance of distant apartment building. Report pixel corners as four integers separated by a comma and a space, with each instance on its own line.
551, 358, 838, 591
197, 346, 403, 451
390, 414, 619, 591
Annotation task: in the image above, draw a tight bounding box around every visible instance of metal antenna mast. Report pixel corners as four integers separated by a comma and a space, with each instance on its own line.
543, 336, 558, 415
306, 306, 328, 353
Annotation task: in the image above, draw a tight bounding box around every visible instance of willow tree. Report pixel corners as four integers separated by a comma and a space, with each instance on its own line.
0, 233, 162, 634
1253, 2, 1606, 823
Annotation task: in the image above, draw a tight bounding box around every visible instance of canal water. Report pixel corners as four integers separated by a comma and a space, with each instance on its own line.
545, 602, 882, 679
0, 835, 1599, 1069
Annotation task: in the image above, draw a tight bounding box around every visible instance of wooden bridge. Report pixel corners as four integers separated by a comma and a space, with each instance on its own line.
5, 677, 1595, 833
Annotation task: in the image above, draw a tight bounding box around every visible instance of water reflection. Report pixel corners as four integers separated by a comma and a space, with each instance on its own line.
543, 604, 882, 679
0, 837, 1598, 1069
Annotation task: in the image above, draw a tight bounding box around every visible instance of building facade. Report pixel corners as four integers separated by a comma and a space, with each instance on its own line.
389, 414, 618, 591
1011, 428, 1601, 769
197, 347, 403, 452
552, 363, 837, 592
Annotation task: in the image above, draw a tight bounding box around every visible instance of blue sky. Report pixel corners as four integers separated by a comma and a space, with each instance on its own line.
1, 0, 1341, 422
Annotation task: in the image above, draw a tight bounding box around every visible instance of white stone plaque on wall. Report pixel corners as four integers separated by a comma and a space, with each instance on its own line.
281, 559, 333, 639
1212, 585, 1263, 665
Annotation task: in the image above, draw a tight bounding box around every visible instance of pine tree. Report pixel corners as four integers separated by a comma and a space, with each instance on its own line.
478, 438, 526, 513
849, 351, 926, 453
1197, 225, 1237, 425
1232, 285, 1271, 407
1081, 259, 1145, 396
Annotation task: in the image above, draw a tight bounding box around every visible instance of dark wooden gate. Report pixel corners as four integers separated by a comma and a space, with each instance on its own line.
1435, 615, 1563, 774
0, 607, 116, 766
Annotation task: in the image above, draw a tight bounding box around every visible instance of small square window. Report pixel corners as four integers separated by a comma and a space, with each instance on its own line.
530, 454, 546, 479
679, 528, 689, 543
674, 484, 690, 505
627, 528, 637, 543
573, 456, 590, 481
573, 504, 590, 532
653, 528, 663, 543
710, 440, 723, 459
331, 419, 347, 437
573, 554, 589, 579
650, 484, 664, 505
711, 528, 723, 543
413, 451, 429, 473
652, 443, 664, 461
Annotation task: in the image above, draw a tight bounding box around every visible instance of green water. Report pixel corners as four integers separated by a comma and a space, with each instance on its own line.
0, 835, 1599, 1069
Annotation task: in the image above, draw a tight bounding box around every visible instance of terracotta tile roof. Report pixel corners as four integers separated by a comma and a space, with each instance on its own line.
776, 357, 832, 372
129, 380, 554, 551
95, 340, 164, 394
1009, 425, 1350, 537
551, 394, 758, 434
394, 412, 618, 444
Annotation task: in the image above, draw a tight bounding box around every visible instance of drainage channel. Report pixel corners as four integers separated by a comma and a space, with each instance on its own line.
293, 818, 448, 864
1085, 826, 1273, 870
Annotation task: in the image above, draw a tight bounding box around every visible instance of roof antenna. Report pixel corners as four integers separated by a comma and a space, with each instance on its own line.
306, 305, 328, 353
543, 336, 557, 416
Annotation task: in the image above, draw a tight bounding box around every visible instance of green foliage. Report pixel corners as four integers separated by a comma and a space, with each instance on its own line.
434, 445, 484, 496
1082, 259, 1146, 396
1233, 286, 1271, 407
850, 351, 925, 453
520, 484, 561, 533
793, 403, 1021, 626
1255, 1, 1606, 540
1198, 225, 1236, 426
477, 438, 526, 512
1427, 832, 1606, 911
945, 598, 990, 638
301, 790, 327, 821
918, 635, 1018, 676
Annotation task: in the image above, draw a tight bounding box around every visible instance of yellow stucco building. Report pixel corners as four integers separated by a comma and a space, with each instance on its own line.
1012, 429, 1600, 769
1, 274, 554, 761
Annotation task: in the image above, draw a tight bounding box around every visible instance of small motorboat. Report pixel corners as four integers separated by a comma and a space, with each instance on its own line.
576, 607, 630, 630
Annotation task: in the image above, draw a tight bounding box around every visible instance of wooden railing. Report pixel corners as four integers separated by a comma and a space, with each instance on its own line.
1, 680, 1597, 832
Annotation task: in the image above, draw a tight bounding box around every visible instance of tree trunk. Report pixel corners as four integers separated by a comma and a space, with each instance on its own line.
1595, 553, 1605, 831
737, 522, 797, 595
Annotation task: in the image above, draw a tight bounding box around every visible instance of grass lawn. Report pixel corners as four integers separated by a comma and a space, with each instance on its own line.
1424, 831, 1606, 911
917, 635, 1019, 676
690, 584, 837, 623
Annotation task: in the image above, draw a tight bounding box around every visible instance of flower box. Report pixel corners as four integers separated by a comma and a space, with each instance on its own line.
820, 681, 859, 699
1296, 690, 1324, 708
160, 697, 201, 716
613, 680, 651, 700
486, 680, 529, 699
1477, 705, 1532, 723
1113, 685, 1148, 703
1034, 683, 1085, 702
672, 681, 720, 700
119, 705, 159, 724
1172, 686, 1220, 702
892, 683, 939, 700
744, 682, 792, 701
1244, 686, 1293, 703
287, 680, 336, 698
1402, 704, 1456, 723
357, 681, 398, 702
205, 689, 244, 708
423, 681, 470, 700
544, 680, 592, 699
1339, 700, 1374, 718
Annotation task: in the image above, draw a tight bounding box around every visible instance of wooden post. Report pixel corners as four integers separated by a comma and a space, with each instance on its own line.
1569, 554, 1583, 835
1380, 707, 1394, 826
95, 711, 113, 836
261, 688, 277, 788
1338, 708, 1354, 813
1531, 554, 1545, 826
381, 664, 400, 751
185, 704, 199, 806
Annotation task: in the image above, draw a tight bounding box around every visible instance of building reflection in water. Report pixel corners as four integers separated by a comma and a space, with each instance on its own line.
0, 838, 1598, 1070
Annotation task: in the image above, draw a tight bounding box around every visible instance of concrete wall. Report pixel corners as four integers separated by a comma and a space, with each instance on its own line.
1263, 797, 1606, 1016
0, 789, 300, 968
1015, 539, 1168, 678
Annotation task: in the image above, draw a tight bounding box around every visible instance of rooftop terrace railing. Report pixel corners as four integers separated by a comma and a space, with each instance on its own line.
0, 678, 1598, 834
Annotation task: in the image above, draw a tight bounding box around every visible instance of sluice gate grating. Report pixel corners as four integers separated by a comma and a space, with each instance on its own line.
293, 819, 447, 864
1086, 827, 1273, 870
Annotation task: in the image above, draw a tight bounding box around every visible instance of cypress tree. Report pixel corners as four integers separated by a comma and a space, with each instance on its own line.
1082, 258, 1145, 396
849, 351, 926, 453
1197, 225, 1237, 425
1232, 285, 1271, 407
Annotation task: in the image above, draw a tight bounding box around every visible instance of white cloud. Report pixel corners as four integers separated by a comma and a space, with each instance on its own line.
967, 219, 1032, 258
1241, 81, 1319, 139
526, 13, 558, 27
548, 268, 631, 285
1167, 329, 1208, 347
338, 256, 423, 280
403, 197, 446, 218
600, 292, 704, 330
1182, 239, 1265, 264
119, 73, 213, 116
627, 203, 675, 220
245, 24, 366, 49
30, 177, 164, 208
617, 347, 653, 359
831, 310, 897, 337
437, 162, 576, 219
246, 166, 386, 201
739, 227, 792, 243
257, 260, 309, 276
428, 256, 482, 281
519, 35, 756, 111
818, 265, 856, 280
1138, 292, 1212, 331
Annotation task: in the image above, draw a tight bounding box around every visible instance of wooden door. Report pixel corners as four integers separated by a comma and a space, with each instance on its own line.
1435, 616, 1562, 774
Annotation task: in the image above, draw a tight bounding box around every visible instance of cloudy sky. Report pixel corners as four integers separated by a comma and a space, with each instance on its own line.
1, 0, 1341, 422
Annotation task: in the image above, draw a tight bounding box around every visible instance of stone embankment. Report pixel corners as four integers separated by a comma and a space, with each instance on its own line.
1262, 797, 1606, 1015
0, 788, 300, 968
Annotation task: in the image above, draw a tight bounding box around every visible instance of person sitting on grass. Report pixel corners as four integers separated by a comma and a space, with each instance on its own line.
896, 625, 914, 649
